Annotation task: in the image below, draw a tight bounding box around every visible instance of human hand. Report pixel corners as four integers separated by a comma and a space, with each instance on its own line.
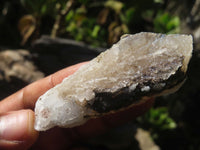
0, 62, 154, 150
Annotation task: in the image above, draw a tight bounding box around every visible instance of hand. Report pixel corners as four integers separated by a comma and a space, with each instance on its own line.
0, 62, 154, 150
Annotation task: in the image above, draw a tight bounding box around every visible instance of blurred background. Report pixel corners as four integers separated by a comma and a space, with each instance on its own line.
0, 0, 200, 149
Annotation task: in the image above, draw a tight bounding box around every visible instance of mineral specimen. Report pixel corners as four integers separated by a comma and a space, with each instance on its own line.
34, 32, 193, 131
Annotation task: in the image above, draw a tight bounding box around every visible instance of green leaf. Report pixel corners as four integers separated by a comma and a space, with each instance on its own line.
41, 5, 47, 15
125, 7, 135, 24
153, 11, 180, 33
65, 10, 74, 22
166, 16, 180, 30
66, 21, 76, 32
140, 107, 177, 131
92, 25, 100, 38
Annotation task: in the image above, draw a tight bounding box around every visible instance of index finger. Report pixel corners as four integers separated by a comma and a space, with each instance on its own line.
0, 62, 88, 113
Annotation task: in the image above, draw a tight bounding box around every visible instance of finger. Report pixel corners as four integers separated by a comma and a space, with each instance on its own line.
73, 97, 155, 138
0, 62, 88, 113
0, 110, 38, 150
31, 127, 71, 150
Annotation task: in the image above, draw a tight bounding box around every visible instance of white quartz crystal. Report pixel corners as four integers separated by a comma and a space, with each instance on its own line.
34, 32, 193, 131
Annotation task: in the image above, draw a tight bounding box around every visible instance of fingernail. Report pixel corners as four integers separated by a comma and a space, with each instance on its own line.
0, 110, 29, 141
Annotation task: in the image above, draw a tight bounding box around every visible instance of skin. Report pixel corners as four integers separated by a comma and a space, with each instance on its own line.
0, 62, 154, 150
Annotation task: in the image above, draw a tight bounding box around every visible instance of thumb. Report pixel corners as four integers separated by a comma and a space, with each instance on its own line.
0, 110, 38, 150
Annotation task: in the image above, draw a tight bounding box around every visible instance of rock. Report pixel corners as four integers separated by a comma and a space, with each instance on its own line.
0, 50, 44, 99
32, 35, 104, 74
34, 32, 193, 131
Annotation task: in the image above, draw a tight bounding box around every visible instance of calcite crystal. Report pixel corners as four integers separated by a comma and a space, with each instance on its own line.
34, 32, 193, 131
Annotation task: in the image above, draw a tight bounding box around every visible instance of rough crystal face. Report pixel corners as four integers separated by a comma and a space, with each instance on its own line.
34, 32, 193, 131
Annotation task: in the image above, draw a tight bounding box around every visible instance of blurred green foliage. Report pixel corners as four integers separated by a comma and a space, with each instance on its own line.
137, 107, 177, 140
142, 107, 177, 130
154, 11, 180, 33
0, 0, 181, 47
65, 7, 107, 46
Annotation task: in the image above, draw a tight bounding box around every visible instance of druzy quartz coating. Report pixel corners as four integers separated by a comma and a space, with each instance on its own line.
34, 32, 193, 131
